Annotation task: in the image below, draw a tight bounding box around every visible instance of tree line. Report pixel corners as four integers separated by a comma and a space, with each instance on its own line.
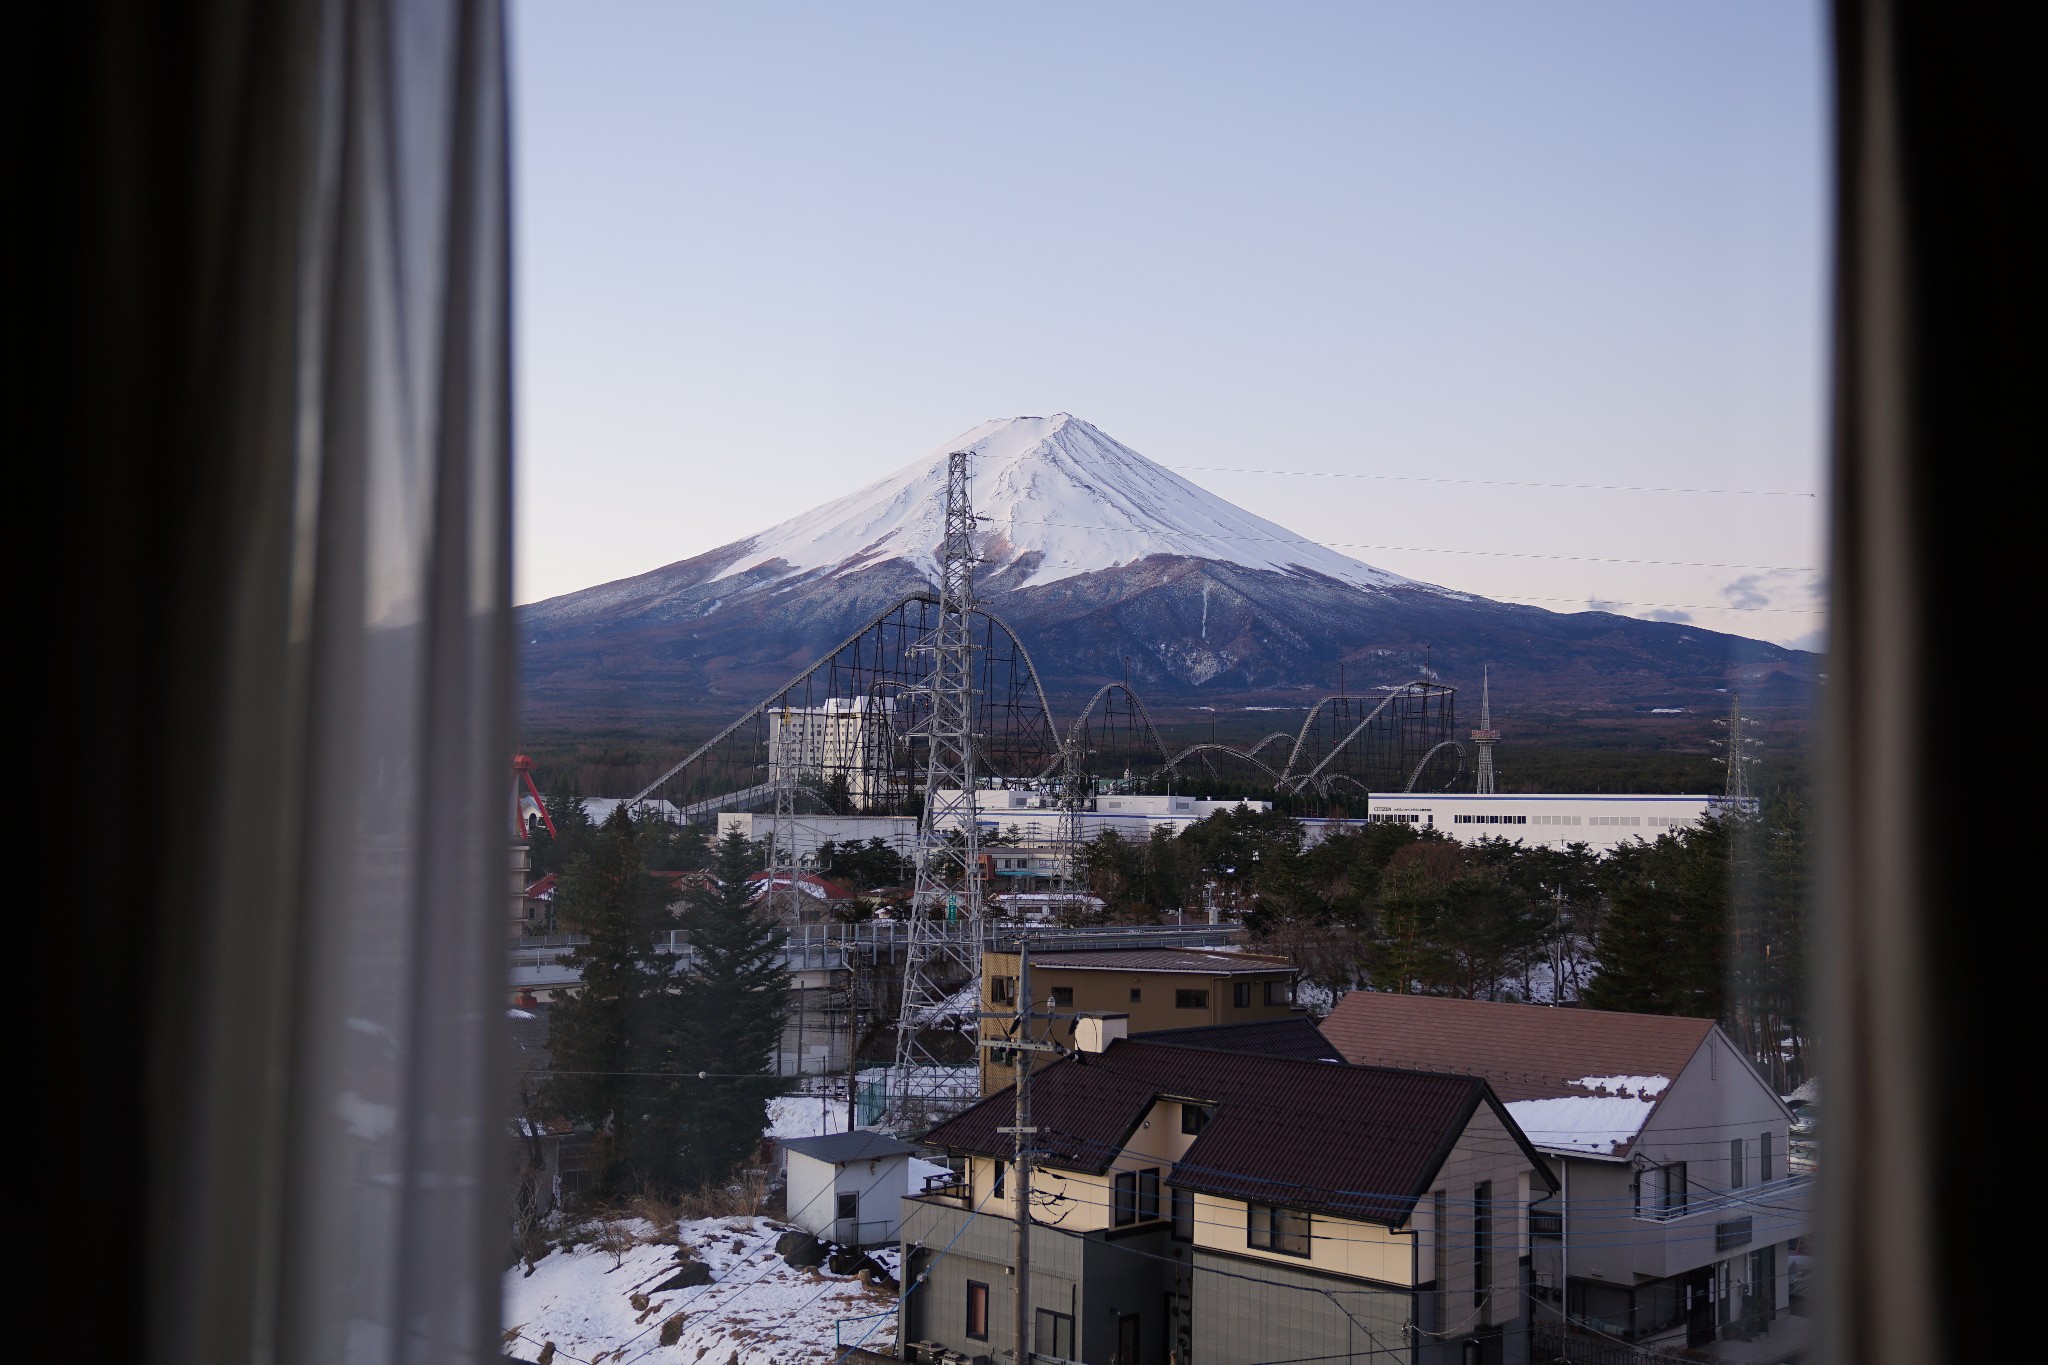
1076, 797, 1812, 1091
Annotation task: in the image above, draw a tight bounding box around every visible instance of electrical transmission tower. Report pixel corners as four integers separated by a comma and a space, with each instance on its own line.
1716, 691, 1759, 803
886, 450, 985, 1130
1471, 664, 1500, 795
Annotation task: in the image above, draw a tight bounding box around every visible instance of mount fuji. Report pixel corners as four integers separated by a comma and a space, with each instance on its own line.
520, 414, 1809, 731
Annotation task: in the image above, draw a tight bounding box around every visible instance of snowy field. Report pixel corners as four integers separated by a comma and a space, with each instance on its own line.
505, 1217, 898, 1365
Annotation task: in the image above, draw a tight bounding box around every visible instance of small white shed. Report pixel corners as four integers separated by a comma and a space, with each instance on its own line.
781, 1131, 924, 1247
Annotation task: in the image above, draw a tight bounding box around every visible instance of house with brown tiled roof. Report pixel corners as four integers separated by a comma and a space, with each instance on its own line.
1320, 993, 1813, 1358
901, 1025, 1556, 1365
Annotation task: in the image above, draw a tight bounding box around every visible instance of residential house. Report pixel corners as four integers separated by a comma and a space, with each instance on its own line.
904, 1024, 1556, 1365
782, 1131, 927, 1248
978, 947, 1302, 1094
1320, 994, 1812, 1356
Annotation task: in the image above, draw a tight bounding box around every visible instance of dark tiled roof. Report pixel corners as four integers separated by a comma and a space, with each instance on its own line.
924, 1038, 1550, 1227
781, 1131, 923, 1163
1024, 948, 1294, 976
1137, 1017, 1343, 1062
1318, 992, 1713, 1105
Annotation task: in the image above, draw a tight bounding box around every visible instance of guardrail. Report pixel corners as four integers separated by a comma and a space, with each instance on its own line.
1629, 1174, 1812, 1224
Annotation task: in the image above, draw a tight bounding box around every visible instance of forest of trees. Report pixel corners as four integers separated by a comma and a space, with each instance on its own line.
1074, 797, 1812, 1090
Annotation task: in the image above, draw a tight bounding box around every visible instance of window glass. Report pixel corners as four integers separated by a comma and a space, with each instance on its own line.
1181, 1104, 1209, 1136
1114, 1170, 1139, 1225
1175, 989, 1208, 1010
1171, 1188, 1194, 1241
1138, 1168, 1161, 1220
967, 1282, 989, 1340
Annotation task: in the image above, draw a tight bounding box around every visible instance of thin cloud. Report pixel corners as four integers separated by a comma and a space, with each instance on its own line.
1643, 608, 1693, 624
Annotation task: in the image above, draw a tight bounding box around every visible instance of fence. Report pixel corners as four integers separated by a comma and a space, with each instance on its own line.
1531, 1325, 1704, 1365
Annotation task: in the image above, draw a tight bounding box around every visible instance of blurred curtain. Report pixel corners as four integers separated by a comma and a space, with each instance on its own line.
35, 2, 512, 1362
1822, 3, 2035, 1363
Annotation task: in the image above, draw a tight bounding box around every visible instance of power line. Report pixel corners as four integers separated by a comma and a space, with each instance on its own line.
1000, 516, 1821, 576
1157, 463, 1819, 499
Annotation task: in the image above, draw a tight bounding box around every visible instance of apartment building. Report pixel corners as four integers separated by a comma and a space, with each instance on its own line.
1320, 993, 1812, 1356
902, 1026, 1556, 1365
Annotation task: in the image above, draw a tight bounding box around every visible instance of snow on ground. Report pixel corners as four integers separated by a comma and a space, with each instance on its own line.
767, 1095, 851, 1142
505, 1217, 898, 1365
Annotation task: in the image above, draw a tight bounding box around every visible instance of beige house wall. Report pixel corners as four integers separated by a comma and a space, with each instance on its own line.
979, 953, 1300, 1092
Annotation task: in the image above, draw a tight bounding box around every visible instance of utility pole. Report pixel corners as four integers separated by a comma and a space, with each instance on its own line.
985, 939, 1058, 1365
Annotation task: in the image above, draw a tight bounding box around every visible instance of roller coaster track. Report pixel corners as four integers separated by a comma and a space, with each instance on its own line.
628, 590, 1061, 807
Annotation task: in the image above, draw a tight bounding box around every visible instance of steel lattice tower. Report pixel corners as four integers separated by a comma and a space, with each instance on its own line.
766, 703, 805, 925
1720, 692, 1755, 802
1471, 665, 1500, 795
886, 450, 985, 1129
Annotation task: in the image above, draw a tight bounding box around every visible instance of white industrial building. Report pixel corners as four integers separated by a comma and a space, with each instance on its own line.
1346, 792, 1734, 853
717, 792, 1731, 861
778, 1130, 925, 1248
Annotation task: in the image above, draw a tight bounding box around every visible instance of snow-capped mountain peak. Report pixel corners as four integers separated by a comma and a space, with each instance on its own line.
714, 413, 1410, 592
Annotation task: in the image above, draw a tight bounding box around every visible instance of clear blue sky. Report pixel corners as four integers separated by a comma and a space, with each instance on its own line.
511, 1, 1828, 649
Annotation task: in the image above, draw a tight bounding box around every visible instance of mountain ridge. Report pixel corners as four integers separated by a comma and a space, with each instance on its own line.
520, 415, 1810, 732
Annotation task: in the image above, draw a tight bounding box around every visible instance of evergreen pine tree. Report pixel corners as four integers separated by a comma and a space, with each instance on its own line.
538, 804, 681, 1191
673, 829, 791, 1187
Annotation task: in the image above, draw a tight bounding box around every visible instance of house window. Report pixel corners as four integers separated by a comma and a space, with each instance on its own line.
993, 1160, 1006, 1199
1760, 1131, 1775, 1182
1036, 1308, 1074, 1361
1139, 1168, 1161, 1221
1432, 1191, 1449, 1287
1115, 1170, 1139, 1225
836, 1191, 858, 1221
1181, 1104, 1210, 1136
1130, 987, 1142, 1003
966, 1282, 989, 1340
1171, 1188, 1194, 1241
1232, 981, 1251, 1007
1473, 1181, 1492, 1304
1730, 1137, 1746, 1188
1247, 1204, 1311, 1257
1665, 1162, 1688, 1214
1175, 989, 1209, 1009
992, 976, 1015, 1004
1263, 979, 1291, 1006
1050, 986, 1074, 1007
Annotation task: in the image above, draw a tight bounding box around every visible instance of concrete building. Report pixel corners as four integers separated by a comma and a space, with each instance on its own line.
1346, 793, 1733, 854
781, 1130, 925, 1248
1320, 993, 1812, 1357
903, 1027, 1556, 1365
976, 946, 1301, 1093
768, 697, 897, 805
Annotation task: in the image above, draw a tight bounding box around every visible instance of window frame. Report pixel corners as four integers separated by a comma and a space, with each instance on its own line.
1473, 1180, 1492, 1304
1049, 985, 1074, 1007
1180, 1103, 1209, 1136
1232, 981, 1251, 1008
835, 1190, 859, 1222
1174, 988, 1209, 1010
1138, 1167, 1161, 1221
1760, 1131, 1775, 1183
1036, 1308, 1074, 1361
1114, 1169, 1139, 1226
1247, 1203, 1311, 1258
1730, 1137, 1746, 1189
1171, 1187, 1194, 1241
1263, 979, 1291, 1006
966, 1281, 990, 1340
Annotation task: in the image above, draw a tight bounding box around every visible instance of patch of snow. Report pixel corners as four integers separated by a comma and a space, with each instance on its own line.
712, 414, 1420, 593
505, 1216, 897, 1365
1505, 1094, 1658, 1156
767, 1095, 852, 1142
507, 1008, 537, 1020
1572, 1074, 1671, 1097
1783, 1077, 1820, 1105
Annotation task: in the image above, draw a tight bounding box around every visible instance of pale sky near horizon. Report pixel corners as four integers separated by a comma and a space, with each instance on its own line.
512, 1, 1828, 650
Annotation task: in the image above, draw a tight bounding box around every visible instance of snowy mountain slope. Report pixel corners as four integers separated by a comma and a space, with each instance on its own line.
713, 413, 1419, 592
518, 413, 1811, 726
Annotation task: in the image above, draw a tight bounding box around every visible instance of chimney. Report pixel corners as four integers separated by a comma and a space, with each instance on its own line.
1073, 1013, 1129, 1054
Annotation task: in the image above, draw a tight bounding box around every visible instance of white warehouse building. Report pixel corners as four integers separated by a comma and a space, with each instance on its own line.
1347, 792, 1735, 853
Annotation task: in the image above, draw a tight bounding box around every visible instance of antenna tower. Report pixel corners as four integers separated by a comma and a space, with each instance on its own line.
1471, 665, 1500, 795
887, 450, 985, 1129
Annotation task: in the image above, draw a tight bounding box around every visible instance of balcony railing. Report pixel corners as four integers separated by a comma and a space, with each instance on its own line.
1630, 1173, 1812, 1223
